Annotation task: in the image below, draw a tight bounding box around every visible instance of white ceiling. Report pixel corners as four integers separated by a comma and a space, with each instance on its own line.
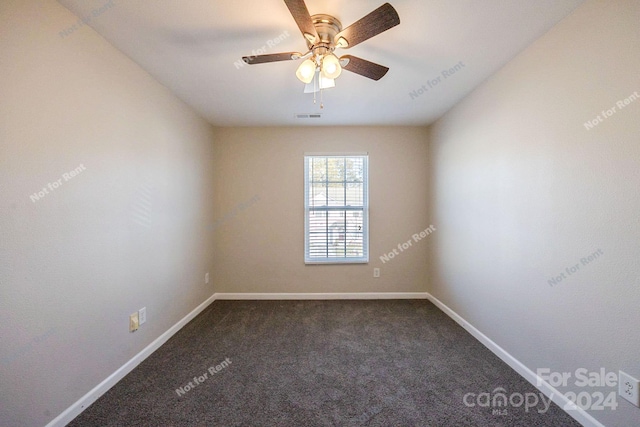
58, 0, 585, 126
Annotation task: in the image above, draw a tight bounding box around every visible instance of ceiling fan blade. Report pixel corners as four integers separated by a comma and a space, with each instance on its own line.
283, 0, 319, 44
340, 55, 390, 81
335, 3, 400, 49
242, 52, 303, 65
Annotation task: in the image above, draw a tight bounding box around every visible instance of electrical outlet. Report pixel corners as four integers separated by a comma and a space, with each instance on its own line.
138, 307, 146, 325
129, 312, 139, 332
205, 272, 209, 284
619, 371, 640, 407
373, 268, 380, 278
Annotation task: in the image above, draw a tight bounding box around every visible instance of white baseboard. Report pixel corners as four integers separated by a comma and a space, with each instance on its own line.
213, 292, 429, 300
426, 293, 604, 427
46, 293, 217, 427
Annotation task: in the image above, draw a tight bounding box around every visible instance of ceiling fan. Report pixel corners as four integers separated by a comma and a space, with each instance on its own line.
242, 0, 400, 87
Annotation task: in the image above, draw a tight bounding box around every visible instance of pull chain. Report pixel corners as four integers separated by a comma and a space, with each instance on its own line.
313, 68, 317, 105
309, 66, 324, 109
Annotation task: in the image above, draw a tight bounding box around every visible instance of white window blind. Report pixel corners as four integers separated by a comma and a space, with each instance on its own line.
304, 154, 369, 264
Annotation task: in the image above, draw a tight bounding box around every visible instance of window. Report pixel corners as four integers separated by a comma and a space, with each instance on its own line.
304, 154, 369, 264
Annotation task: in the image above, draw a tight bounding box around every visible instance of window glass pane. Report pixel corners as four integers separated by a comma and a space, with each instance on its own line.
345, 211, 363, 233
326, 157, 345, 182
346, 183, 363, 206
308, 210, 327, 232
345, 233, 364, 257
311, 157, 327, 182
327, 184, 345, 206
309, 183, 328, 207
346, 157, 364, 182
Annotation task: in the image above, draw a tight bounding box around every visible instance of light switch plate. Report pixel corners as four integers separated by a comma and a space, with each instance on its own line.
129, 312, 139, 332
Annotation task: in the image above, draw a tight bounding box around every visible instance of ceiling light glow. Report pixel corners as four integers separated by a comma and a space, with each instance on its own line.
296, 59, 317, 84
321, 54, 342, 79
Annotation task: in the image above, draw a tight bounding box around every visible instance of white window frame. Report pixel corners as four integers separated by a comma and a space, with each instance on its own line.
304, 153, 369, 264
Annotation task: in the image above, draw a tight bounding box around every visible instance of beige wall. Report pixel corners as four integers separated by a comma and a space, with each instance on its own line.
0, 1, 216, 426
212, 126, 430, 294
428, 1, 640, 426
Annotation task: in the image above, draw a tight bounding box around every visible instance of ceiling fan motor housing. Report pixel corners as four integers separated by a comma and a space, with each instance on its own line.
309, 14, 342, 51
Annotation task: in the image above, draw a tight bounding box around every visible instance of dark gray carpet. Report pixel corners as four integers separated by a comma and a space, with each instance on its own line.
68, 300, 581, 426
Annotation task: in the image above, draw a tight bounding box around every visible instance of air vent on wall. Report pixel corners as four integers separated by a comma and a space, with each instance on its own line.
295, 113, 322, 119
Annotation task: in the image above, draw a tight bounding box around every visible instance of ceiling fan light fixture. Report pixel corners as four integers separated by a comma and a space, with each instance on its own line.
242, 1, 400, 99
321, 53, 342, 79
296, 58, 316, 83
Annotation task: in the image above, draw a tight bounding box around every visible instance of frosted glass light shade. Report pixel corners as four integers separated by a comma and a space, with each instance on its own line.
296, 59, 316, 84
303, 71, 335, 93
321, 54, 342, 79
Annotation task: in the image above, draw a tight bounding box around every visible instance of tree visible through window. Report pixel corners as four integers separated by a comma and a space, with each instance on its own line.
304, 154, 369, 264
